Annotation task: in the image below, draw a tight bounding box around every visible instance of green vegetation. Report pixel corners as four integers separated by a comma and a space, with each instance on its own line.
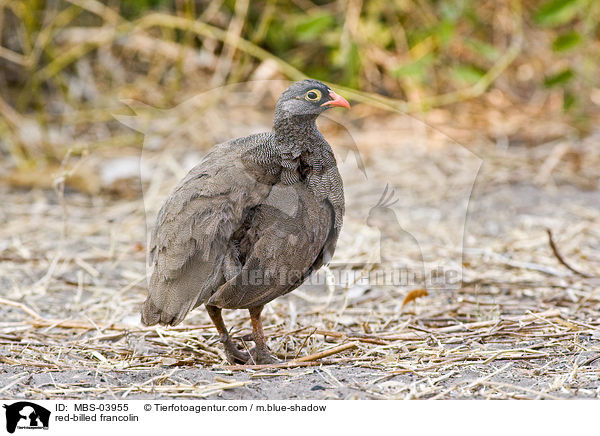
0, 0, 598, 166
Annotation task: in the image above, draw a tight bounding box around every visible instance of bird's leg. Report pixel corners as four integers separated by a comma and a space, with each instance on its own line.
206, 305, 249, 364
247, 305, 280, 364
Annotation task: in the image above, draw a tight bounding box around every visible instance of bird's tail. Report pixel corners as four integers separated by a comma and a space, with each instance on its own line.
141, 256, 223, 326
140, 297, 167, 326
140, 273, 197, 326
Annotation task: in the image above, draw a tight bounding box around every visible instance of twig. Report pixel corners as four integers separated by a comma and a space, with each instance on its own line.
546, 228, 592, 278
480, 381, 563, 400
223, 360, 338, 371
295, 341, 359, 362
434, 309, 562, 334
223, 342, 358, 370
0, 297, 42, 319
0, 375, 29, 395
294, 327, 317, 360
0, 46, 27, 66
580, 353, 600, 367
428, 362, 512, 399
14, 316, 212, 332
315, 329, 389, 345
464, 363, 513, 390
464, 247, 566, 277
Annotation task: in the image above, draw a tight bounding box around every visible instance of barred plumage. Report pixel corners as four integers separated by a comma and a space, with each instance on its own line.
141, 79, 349, 364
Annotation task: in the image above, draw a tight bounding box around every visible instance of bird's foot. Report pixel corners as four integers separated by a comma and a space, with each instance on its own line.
246, 346, 281, 365
223, 339, 250, 364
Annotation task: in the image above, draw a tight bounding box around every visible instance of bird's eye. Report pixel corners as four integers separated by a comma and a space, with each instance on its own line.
305, 89, 322, 101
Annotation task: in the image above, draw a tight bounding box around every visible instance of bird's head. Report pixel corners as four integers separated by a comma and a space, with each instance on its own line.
274, 79, 350, 125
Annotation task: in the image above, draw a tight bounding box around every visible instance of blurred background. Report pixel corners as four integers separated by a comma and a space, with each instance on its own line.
1, 0, 599, 187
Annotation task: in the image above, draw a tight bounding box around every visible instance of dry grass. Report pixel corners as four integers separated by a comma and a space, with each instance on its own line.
1, 101, 598, 399
2, 0, 599, 172
1, 0, 598, 400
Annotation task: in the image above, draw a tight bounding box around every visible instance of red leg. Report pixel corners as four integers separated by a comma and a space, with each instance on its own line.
248, 305, 280, 364
206, 305, 249, 364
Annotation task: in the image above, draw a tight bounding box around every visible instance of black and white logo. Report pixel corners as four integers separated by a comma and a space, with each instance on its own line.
3, 402, 50, 434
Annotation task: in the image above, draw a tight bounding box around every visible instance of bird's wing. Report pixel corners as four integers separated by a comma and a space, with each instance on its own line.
306, 147, 345, 270
208, 184, 332, 309
142, 136, 273, 326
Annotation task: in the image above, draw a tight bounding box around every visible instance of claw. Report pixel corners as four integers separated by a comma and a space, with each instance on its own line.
246, 347, 281, 365
223, 339, 250, 364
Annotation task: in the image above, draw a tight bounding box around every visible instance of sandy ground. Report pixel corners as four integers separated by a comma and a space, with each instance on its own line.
1, 113, 599, 400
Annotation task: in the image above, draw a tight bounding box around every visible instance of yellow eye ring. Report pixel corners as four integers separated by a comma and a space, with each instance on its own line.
305, 89, 322, 101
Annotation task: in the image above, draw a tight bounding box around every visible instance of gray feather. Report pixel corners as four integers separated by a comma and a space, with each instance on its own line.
141, 79, 345, 326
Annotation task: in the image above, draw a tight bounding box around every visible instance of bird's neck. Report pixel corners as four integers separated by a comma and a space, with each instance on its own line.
273, 114, 320, 144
